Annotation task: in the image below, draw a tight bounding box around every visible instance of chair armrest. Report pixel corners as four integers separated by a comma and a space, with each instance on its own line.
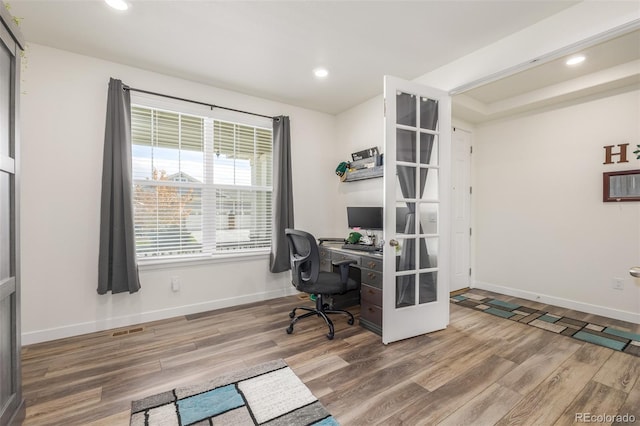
331, 259, 357, 285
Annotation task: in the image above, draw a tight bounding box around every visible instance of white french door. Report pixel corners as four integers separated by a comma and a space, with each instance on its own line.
382, 76, 451, 344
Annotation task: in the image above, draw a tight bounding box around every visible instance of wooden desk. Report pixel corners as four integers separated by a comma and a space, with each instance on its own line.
319, 242, 383, 336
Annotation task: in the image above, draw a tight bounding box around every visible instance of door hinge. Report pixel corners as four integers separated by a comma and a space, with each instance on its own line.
469, 268, 472, 276
469, 228, 472, 236
470, 146, 473, 154
383, 99, 386, 117
470, 186, 473, 195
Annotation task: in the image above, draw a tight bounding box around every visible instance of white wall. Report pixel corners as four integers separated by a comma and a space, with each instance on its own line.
473, 90, 640, 322
20, 44, 338, 344
335, 95, 384, 228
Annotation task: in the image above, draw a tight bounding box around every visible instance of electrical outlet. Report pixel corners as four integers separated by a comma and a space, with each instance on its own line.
612, 278, 624, 291
171, 276, 181, 292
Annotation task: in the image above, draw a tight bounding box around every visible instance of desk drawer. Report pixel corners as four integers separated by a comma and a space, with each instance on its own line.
331, 251, 361, 265
362, 269, 382, 289
361, 284, 382, 306
361, 257, 383, 272
360, 301, 382, 327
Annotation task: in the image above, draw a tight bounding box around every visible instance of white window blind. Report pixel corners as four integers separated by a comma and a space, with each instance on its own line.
131, 104, 273, 259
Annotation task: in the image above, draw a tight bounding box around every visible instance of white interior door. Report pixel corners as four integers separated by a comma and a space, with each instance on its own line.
382, 76, 451, 344
451, 128, 471, 292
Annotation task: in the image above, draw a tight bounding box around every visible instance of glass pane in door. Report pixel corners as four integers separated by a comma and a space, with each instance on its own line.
396, 92, 416, 127
396, 129, 416, 162
419, 272, 437, 304
420, 238, 439, 269
420, 133, 438, 165
420, 98, 438, 131
396, 274, 415, 308
396, 238, 415, 272
418, 203, 438, 235
420, 168, 438, 200
395, 202, 414, 235
396, 166, 416, 199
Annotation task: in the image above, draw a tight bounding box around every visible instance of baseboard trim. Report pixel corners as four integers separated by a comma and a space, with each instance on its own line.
473, 281, 640, 324
21, 287, 300, 346
450, 287, 470, 297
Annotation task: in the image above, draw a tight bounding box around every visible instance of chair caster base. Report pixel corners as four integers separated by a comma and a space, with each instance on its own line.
285, 294, 354, 340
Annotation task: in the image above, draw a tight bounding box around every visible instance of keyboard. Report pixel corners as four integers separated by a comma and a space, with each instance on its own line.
342, 243, 380, 252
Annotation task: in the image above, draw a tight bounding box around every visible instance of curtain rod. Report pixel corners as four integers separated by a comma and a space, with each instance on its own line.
123, 86, 278, 121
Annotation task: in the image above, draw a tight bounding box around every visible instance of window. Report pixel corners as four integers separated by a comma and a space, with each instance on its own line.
131, 103, 273, 260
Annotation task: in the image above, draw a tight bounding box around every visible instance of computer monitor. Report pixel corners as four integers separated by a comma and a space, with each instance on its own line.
346, 206, 383, 230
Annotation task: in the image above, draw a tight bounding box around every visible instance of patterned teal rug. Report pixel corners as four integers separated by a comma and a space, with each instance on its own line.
130, 359, 338, 425
451, 293, 640, 357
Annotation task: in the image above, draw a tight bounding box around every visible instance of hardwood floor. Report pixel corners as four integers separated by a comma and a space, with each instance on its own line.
21, 290, 640, 425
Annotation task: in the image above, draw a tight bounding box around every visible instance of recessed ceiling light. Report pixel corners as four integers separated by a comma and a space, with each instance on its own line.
566, 55, 586, 66
105, 0, 129, 11
313, 68, 329, 78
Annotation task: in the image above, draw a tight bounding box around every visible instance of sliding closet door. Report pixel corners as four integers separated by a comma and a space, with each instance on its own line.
0, 5, 24, 424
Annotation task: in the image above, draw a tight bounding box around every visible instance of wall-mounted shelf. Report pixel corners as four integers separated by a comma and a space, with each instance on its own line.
342, 166, 383, 182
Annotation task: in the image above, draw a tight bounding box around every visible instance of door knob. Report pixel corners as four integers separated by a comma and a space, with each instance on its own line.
630, 267, 640, 278
389, 239, 399, 247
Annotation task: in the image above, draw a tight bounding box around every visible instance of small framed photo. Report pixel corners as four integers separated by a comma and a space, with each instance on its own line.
603, 169, 640, 202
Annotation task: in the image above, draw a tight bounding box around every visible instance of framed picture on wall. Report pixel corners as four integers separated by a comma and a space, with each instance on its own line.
603, 169, 640, 202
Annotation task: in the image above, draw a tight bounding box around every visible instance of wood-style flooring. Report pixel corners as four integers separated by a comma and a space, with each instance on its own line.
21, 289, 640, 425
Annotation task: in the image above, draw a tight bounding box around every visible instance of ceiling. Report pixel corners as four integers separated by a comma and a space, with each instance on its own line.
453, 28, 640, 123
9, 0, 581, 115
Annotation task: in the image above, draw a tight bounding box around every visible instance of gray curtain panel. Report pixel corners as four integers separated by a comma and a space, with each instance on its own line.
270, 116, 294, 273
98, 78, 141, 294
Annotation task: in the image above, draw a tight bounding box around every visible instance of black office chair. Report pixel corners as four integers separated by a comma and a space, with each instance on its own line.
285, 229, 359, 340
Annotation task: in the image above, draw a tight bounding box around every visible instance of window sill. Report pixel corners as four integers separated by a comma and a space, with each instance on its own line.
137, 249, 271, 271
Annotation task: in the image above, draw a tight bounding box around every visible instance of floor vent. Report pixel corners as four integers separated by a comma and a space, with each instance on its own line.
112, 327, 144, 337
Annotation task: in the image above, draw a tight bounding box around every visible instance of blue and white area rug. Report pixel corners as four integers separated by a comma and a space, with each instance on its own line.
452, 292, 640, 357
130, 359, 339, 426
